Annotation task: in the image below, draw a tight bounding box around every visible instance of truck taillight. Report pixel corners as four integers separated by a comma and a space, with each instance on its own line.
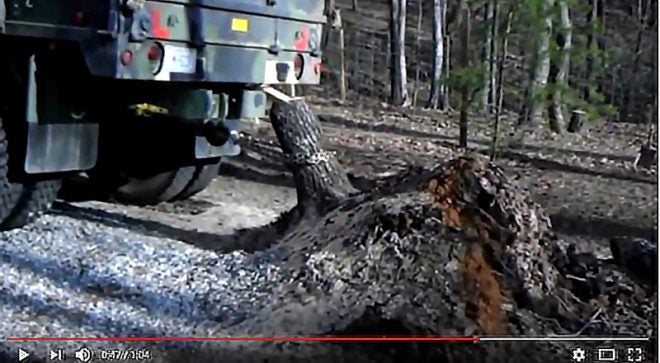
148, 43, 163, 61
121, 50, 133, 65
293, 54, 304, 79
73, 11, 85, 25
147, 42, 164, 75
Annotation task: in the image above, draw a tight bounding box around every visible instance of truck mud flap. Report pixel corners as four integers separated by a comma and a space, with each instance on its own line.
23, 55, 99, 174
25, 123, 99, 174
0, 0, 5, 32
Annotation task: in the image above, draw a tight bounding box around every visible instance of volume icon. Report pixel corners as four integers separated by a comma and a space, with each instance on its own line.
74, 347, 93, 363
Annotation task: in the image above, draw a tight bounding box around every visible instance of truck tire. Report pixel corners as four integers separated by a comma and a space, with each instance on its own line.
0, 118, 61, 230
112, 166, 196, 206
0, 180, 61, 230
0, 120, 23, 224
174, 158, 222, 200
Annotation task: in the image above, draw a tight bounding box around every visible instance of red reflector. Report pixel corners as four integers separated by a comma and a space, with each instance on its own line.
73, 11, 85, 24
147, 45, 162, 60
314, 62, 322, 75
121, 50, 133, 65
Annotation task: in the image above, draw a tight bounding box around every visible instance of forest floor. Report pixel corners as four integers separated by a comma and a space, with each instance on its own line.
241, 95, 658, 250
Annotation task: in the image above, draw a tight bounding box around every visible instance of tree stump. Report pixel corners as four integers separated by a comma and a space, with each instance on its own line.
567, 109, 585, 133
634, 143, 657, 170
269, 100, 357, 217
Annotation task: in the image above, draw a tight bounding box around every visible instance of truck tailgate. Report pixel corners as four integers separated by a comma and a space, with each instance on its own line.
146, 0, 326, 52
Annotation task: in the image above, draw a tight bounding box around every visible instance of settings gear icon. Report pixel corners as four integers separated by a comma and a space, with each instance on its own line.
571, 347, 587, 362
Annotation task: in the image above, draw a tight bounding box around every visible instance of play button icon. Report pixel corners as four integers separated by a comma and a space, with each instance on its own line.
18, 349, 29, 362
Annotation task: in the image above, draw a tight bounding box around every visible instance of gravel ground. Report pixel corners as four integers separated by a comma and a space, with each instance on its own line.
0, 178, 298, 362
0, 103, 656, 362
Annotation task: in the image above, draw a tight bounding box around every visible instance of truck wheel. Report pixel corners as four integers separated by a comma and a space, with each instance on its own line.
0, 120, 23, 223
112, 166, 196, 206
0, 118, 61, 230
174, 158, 222, 200
0, 181, 61, 230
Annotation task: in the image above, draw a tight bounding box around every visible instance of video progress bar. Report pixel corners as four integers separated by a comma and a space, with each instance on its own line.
6, 336, 651, 342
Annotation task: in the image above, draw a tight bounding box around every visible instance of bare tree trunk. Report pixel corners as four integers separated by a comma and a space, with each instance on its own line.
389, 0, 410, 106
269, 101, 357, 217
619, 0, 651, 122
583, 0, 598, 102
412, 0, 423, 106
338, 25, 347, 103
481, 1, 496, 112
352, 0, 359, 11
595, 0, 606, 96
427, 0, 445, 109
442, 35, 451, 109
458, 2, 471, 148
547, 0, 572, 133
490, 1, 514, 160
582, 0, 607, 101
519, 0, 554, 127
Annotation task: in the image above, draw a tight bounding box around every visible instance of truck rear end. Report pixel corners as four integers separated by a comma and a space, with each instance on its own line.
0, 0, 328, 228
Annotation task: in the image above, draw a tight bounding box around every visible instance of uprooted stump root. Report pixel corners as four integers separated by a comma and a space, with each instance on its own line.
154, 156, 656, 363
171, 157, 640, 362
261, 157, 563, 335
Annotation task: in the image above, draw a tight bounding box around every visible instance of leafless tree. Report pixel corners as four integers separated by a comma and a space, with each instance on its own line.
427, 0, 446, 109
619, 0, 652, 122
547, 0, 572, 132
458, 0, 471, 147
490, 0, 515, 160
519, 0, 554, 128
412, 0, 424, 106
389, 0, 410, 106
481, 1, 496, 111
583, 0, 604, 102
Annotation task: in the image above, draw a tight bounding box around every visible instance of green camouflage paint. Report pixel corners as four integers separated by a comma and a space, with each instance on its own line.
1, 0, 327, 86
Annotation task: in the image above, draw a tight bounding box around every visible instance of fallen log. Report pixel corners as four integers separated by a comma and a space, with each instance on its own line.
183, 100, 655, 362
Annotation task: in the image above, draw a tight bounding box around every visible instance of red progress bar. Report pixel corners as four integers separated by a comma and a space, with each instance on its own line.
7, 336, 479, 342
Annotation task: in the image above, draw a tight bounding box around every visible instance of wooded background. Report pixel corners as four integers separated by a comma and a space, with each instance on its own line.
310, 0, 657, 147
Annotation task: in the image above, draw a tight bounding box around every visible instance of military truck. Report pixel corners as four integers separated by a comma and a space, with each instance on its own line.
0, 0, 328, 229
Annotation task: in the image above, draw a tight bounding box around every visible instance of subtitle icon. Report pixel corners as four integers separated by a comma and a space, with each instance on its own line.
597, 347, 617, 361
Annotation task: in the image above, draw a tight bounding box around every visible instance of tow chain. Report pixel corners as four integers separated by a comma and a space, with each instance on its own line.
286, 150, 335, 166
242, 134, 335, 167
